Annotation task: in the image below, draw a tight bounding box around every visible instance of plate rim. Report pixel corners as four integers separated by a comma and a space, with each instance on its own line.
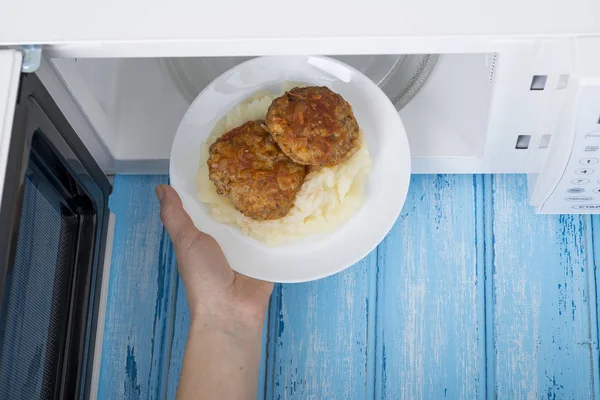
170, 55, 411, 283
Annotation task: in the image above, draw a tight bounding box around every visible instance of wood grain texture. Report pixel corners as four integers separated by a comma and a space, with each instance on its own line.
491, 174, 595, 399
165, 276, 189, 400
97, 174, 600, 400
589, 216, 600, 400
375, 174, 483, 399
98, 175, 177, 400
264, 251, 377, 399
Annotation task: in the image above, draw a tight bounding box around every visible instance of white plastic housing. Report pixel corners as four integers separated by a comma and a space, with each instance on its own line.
1, 0, 599, 58
35, 37, 596, 175
529, 38, 600, 213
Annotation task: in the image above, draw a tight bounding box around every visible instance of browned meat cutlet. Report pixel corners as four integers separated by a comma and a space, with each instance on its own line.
207, 120, 306, 220
265, 86, 360, 166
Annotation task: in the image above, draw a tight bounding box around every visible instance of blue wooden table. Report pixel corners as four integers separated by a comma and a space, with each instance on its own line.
97, 174, 600, 399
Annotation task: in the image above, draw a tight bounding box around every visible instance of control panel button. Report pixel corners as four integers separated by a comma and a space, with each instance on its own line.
576, 168, 594, 175
593, 188, 600, 193
580, 158, 599, 165
572, 204, 600, 210
586, 131, 600, 139
568, 188, 585, 193
565, 196, 593, 202
572, 178, 590, 185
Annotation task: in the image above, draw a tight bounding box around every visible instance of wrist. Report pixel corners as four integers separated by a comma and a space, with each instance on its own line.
187, 289, 270, 332
180, 307, 265, 400
189, 305, 266, 338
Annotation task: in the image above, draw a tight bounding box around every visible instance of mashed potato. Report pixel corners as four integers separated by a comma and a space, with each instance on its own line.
196, 87, 372, 246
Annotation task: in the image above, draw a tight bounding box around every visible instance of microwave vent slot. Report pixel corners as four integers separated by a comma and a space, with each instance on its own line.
556, 74, 569, 90
487, 53, 498, 85
539, 134, 552, 149
530, 75, 547, 90
515, 135, 532, 149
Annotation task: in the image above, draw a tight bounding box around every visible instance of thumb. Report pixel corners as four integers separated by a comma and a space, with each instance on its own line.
156, 184, 203, 255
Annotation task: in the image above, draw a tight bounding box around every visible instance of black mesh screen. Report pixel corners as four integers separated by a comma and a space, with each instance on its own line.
0, 176, 78, 399
0, 75, 110, 400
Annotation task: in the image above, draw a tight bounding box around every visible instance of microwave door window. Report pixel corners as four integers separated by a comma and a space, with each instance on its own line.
0, 73, 111, 400
0, 168, 77, 399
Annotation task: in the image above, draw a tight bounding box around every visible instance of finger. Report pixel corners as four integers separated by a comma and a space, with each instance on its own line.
156, 185, 204, 254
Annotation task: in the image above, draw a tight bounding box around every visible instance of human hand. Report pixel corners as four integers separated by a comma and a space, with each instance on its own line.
156, 185, 272, 399
155, 184, 273, 331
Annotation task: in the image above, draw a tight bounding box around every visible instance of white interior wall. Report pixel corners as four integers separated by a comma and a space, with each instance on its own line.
46, 42, 582, 175
52, 58, 189, 161
401, 54, 493, 159
51, 55, 493, 170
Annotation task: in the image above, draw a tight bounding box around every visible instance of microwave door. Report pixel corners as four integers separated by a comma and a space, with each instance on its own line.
0, 50, 24, 272
0, 49, 111, 400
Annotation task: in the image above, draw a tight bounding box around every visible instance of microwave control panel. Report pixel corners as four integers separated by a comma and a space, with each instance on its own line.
538, 81, 600, 213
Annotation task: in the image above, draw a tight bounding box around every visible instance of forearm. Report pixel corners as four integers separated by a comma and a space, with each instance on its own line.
176, 315, 264, 400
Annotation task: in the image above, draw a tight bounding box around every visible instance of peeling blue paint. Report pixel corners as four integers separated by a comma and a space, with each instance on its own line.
124, 344, 141, 399
156, 232, 166, 320
381, 343, 387, 396
544, 373, 565, 400
100, 174, 599, 400
277, 285, 285, 337
432, 174, 451, 228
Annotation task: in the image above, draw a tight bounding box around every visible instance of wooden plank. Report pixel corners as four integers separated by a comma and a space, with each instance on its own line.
375, 174, 483, 399
265, 251, 377, 399
590, 216, 600, 400
165, 276, 189, 400
97, 175, 178, 400
480, 175, 495, 400
491, 174, 595, 399
99, 173, 600, 399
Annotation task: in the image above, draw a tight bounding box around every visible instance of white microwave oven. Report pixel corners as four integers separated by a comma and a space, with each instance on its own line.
0, 2, 599, 398
2, 2, 600, 215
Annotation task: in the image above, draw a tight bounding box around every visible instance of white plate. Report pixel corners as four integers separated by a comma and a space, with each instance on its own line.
170, 56, 411, 283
